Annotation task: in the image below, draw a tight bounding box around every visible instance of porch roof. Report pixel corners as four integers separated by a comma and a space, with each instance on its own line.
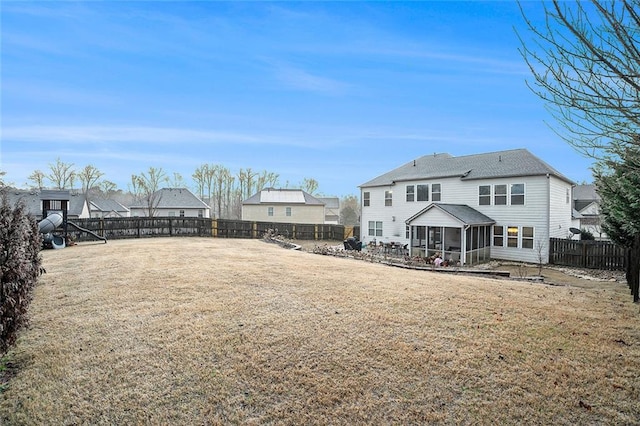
405, 203, 496, 226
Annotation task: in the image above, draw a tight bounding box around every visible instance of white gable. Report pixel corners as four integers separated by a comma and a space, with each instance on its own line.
260, 190, 305, 204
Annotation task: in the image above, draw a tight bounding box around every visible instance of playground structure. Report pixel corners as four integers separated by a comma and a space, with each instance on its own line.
37, 190, 107, 249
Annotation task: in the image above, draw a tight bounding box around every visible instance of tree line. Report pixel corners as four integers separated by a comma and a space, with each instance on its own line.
2, 159, 360, 224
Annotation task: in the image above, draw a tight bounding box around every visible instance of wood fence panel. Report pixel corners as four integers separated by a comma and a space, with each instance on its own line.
67, 217, 344, 242
549, 238, 627, 270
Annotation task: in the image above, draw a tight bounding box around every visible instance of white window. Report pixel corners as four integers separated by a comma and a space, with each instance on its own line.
432, 184, 441, 201
385, 190, 393, 206
493, 225, 504, 246
495, 184, 507, 205
406, 225, 410, 239
168, 212, 176, 217
479, 185, 491, 205
507, 226, 519, 248
417, 184, 429, 202
363, 192, 370, 207
522, 227, 534, 249
179, 210, 185, 217
286, 207, 292, 217
198, 210, 203, 218
511, 184, 525, 205
368, 221, 383, 237
268, 207, 274, 217
406, 185, 415, 202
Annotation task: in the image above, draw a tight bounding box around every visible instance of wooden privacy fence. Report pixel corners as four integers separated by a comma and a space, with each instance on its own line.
68, 217, 347, 242
548, 238, 628, 270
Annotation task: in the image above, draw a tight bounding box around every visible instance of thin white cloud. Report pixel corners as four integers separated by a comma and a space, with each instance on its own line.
1, 125, 327, 148
270, 63, 350, 95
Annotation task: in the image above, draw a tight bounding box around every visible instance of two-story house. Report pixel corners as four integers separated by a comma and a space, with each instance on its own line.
242, 188, 326, 224
360, 149, 575, 266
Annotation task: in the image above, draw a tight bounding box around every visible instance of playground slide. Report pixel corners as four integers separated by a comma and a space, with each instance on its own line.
67, 221, 107, 243
38, 213, 66, 249
38, 212, 63, 234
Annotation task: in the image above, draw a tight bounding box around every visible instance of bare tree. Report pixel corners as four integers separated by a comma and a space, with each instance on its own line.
28, 170, 46, 190
76, 165, 104, 217
301, 177, 319, 195
518, 0, 640, 159
130, 167, 168, 217
519, 0, 640, 302
47, 158, 75, 190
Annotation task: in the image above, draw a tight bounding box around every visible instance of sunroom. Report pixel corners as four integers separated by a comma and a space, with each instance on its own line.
406, 203, 495, 266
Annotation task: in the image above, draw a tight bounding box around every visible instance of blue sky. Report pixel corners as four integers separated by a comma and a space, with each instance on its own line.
1, 1, 595, 197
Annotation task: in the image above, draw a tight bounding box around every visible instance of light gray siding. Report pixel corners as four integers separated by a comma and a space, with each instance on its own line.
361, 174, 574, 263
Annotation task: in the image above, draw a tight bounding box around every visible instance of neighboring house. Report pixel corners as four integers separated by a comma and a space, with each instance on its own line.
359, 149, 575, 266
4, 188, 89, 219
129, 188, 210, 218
90, 198, 130, 218
242, 188, 326, 224
572, 184, 606, 240
318, 197, 340, 224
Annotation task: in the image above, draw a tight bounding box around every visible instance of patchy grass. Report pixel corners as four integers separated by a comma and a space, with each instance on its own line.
1, 238, 639, 424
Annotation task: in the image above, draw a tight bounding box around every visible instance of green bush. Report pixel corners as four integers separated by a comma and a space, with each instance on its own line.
0, 192, 43, 355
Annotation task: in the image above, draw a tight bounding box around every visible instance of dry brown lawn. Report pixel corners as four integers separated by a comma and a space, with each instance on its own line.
2, 237, 639, 424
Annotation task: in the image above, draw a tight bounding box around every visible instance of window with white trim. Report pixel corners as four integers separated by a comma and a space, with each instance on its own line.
363, 192, 370, 207
417, 184, 429, 201
368, 221, 383, 237
493, 225, 504, 246
479, 185, 491, 205
511, 184, 525, 205
507, 226, 519, 248
406, 185, 415, 202
522, 227, 534, 249
286, 207, 292, 217
179, 210, 185, 217
385, 190, 393, 206
406, 225, 410, 239
432, 184, 441, 201
495, 184, 507, 205
268, 207, 274, 216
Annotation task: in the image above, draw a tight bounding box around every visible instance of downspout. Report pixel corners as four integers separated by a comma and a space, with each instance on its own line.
546, 174, 551, 265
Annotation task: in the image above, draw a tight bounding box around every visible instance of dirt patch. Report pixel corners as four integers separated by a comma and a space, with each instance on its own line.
297, 240, 627, 289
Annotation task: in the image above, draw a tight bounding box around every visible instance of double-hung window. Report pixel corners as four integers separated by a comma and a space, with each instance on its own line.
432, 184, 441, 201
522, 227, 534, 249
268, 207, 274, 217
511, 184, 525, 205
406, 185, 415, 202
507, 226, 519, 248
493, 226, 504, 246
479, 185, 491, 205
417, 184, 429, 201
363, 192, 370, 207
494, 184, 507, 205
385, 190, 393, 206
286, 207, 292, 217
368, 221, 383, 237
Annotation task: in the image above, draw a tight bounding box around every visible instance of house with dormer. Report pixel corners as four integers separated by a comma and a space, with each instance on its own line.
359, 149, 575, 266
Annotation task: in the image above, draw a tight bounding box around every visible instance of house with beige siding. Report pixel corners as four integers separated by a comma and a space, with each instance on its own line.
359, 149, 575, 265
242, 188, 326, 224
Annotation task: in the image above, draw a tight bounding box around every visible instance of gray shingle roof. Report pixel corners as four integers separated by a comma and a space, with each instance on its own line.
129, 188, 209, 209
406, 203, 496, 226
360, 149, 573, 188
573, 184, 599, 201
243, 188, 325, 205
90, 198, 129, 213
